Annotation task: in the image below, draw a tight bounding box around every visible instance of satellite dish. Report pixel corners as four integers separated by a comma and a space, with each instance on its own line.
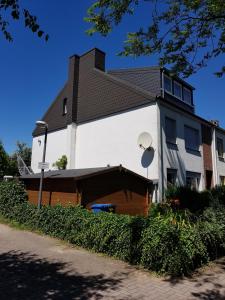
137, 132, 153, 150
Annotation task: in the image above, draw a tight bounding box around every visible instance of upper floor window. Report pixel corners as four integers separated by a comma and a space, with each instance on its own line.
163, 74, 193, 106
217, 137, 224, 159
165, 117, 176, 144
164, 75, 172, 94
184, 125, 200, 151
174, 81, 182, 99
63, 98, 67, 115
183, 87, 192, 105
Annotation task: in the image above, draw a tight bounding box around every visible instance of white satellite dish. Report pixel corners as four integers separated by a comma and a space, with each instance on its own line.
137, 132, 153, 150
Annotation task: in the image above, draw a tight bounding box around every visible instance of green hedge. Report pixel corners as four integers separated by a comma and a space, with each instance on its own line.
1, 181, 225, 276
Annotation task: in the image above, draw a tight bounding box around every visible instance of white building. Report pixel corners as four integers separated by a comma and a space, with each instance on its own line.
31, 48, 225, 201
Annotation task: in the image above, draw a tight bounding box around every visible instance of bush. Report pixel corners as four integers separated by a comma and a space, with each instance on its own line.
211, 185, 225, 207
166, 186, 212, 213
141, 210, 208, 275
1, 181, 225, 276
197, 208, 225, 259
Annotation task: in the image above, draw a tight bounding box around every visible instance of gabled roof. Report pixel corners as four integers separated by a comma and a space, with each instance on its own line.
21, 166, 152, 183
33, 48, 157, 136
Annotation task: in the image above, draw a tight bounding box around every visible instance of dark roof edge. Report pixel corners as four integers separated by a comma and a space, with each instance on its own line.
32, 83, 68, 136
108, 66, 160, 73
21, 165, 152, 183
32, 125, 68, 137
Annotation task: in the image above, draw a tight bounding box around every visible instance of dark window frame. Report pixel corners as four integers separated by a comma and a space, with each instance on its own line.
217, 137, 224, 159
184, 125, 200, 152
165, 117, 177, 145
167, 168, 177, 187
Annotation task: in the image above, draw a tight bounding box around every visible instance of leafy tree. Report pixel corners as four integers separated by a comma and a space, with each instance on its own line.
86, 0, 225, 77
0, 0, 48, 42
11, 141, 32, 167
0, 141, 11, 178
9, 141, 32, 176
53, 155, 68, 170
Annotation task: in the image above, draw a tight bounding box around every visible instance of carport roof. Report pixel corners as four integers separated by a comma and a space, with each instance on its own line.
21, 166, 152, 183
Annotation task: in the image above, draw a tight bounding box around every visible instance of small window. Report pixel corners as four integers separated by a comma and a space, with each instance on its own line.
220, 176, 225, 185
183, 87, 192, 105
184, 125, 200, 151
164, 75, 172, 94
167, 169, 177, 187
173, 81, 182, 99
165, 117, 176, 144
186, 171, 201, 190
217, 138, 224, 158
63, 98, 67, 115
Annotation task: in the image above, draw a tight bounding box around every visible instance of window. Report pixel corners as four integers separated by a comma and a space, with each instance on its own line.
183, 87, 192, 105
186, 171, 201, 190
164, 75, 172, 94
165, 117, 176, 144
63, 98, 67, 115
217, 138, 224, 159
184, 125, 200, 151
220, 176, 225, 186
173, 81, 182, 99
167, 169, 177, 187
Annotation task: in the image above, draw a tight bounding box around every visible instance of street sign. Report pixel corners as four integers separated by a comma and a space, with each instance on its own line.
38, 162, 50, 170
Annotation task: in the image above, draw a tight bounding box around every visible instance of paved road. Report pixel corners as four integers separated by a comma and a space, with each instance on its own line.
0, 224, 225, 299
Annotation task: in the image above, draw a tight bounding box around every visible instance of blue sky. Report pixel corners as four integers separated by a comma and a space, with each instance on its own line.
1, 0, 224, 154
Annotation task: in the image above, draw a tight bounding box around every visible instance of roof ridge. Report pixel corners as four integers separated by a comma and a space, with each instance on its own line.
108, 66, 160, 73
94, 68, 157, 100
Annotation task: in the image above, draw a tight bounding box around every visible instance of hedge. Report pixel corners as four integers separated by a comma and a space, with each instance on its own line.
1, 181, 225, 276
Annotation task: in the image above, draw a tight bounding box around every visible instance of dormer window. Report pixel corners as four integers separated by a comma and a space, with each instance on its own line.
164, 75, 172, 94
174, 81, 182, 99
163, 73, 193, 106
63, 98, 67, 115
183, 87, 192, 105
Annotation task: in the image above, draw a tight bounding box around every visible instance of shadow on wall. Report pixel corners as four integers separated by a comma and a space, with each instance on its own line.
141, 149, 154, 168
166, 145, 186, 185
0, 250, 125, 300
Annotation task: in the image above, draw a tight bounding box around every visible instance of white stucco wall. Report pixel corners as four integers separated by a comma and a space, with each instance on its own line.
75, 104, 159, 181
31, 128, 68, 173
160, 104, 205, 191
215, 129, 225, 182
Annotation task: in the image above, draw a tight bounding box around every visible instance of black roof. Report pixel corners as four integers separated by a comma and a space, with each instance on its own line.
21, 166, 152, 183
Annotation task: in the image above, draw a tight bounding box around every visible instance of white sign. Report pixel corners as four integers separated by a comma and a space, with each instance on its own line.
38, 162, 50, 170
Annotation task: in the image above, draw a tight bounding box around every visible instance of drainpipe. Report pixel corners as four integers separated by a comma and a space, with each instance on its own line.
212, 126, 218, 186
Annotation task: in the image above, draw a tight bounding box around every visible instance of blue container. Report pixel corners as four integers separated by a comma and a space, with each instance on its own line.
91, 204, 116, 213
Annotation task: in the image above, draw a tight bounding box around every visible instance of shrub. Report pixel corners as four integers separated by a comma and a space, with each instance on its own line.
141, 210, 208, 275
197, 208, 225, 259
1, 181, 225, 276
166, 186, 212, 213
211, 185, 225, 207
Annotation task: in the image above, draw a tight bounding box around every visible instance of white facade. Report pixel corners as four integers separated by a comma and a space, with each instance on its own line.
75, 103, 159, 180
